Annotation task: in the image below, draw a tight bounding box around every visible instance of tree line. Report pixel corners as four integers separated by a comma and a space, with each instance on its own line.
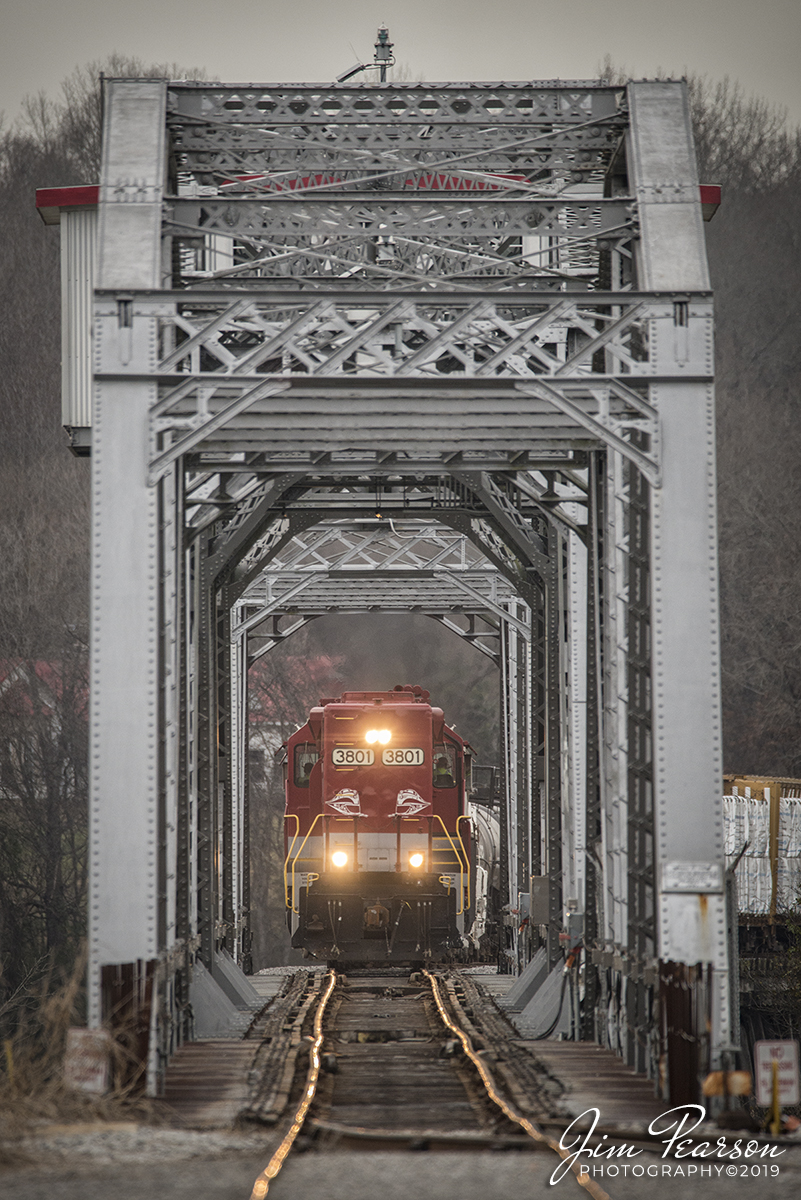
0, 57, 204, 1011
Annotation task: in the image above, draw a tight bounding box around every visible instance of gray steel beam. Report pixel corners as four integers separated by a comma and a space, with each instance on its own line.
194, 535, 218, 969
451, 472, 549, 583
168, 79, 622, 114
169, 196, 632, 240
428, 613, 501, 667
237, 629, 252, 970
625, 453, 652, 1073
582, 453, 603, 1040
564, 519, 588, 925
218, 593, 234, 950
182, 452, 587, 475
544, 528, 563, 971
628, 81, 729, 1058
500, 620, 525, 922
97, 287, 709, 305
207, 475, 305, 579
89, 81, 166, 1043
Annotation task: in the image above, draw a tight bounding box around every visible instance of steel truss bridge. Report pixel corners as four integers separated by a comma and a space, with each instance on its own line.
43, 74, 730, 1094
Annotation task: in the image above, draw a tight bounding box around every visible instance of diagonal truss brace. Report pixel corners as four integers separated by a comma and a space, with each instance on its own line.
428, 614, 501, 667
232, 568, 524, 635
452, 470, 550, 582
247, 616, 314, 664
148, 381, 290, 485
207, 476, 304, 581
519, 382, 661, 487
435, 572, 531, 639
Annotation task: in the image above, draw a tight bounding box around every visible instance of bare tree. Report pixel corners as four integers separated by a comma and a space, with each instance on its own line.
0, 54, 204, 1007
686, 76, 801, 192
49, 55, 209, 181
713, 180, 801, 773
598, 55, 801, 191
0, 650, 88, 997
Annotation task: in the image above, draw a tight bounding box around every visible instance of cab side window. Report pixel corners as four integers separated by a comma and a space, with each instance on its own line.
433, 744, 457, 788
294, 743, 319, 787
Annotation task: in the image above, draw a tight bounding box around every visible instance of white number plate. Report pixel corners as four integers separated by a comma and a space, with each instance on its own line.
332, 747, 374, 765
382, 748, 425, 766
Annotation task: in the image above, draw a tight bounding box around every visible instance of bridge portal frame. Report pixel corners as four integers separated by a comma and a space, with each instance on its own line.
61, 75, 729, 1094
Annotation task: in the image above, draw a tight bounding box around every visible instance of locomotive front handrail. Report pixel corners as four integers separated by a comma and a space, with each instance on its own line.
433, 814, 469, 914
286, 811, 324, 913
456, 815, 472, 913
283, 814, 300, 908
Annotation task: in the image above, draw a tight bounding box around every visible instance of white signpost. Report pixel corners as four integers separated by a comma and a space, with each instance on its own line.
754, 1040, 801, 1106
63, 1027, 111, 1095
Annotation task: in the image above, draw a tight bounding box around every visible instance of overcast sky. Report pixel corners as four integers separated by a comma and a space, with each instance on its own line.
3, 0, 800, 131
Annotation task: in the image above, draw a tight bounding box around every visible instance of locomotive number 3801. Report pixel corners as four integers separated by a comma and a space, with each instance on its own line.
284, 686, 486, 965
331, 748, 375, 765
382, 748, 425, 765
330, 747, 425, 766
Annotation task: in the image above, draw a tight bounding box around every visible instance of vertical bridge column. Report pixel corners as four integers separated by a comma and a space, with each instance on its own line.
628, 82, 729, 1060
565, 523, 587, 938
89, 82, 166, 1028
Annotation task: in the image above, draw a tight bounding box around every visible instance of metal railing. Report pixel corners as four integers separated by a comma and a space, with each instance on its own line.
284, 812, 323, 912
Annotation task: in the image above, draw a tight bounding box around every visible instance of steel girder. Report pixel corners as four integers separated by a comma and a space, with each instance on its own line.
233, 522, 519, 633
166, 82, 624, 196
82, 76, 728, 1094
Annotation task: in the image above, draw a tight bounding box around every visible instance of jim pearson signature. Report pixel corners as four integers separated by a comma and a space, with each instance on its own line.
550, 1104, 786, 1185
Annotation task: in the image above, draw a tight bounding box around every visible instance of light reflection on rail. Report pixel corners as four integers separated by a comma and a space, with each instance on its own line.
249, 968, 337, 1200
424, 970, 609, 1200
248, 967, 610, 1199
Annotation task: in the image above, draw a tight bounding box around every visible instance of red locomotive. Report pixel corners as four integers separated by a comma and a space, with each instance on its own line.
283, 685, 474, 963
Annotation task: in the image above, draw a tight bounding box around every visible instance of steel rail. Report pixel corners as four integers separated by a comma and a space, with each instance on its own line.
247, 966, 607, 1197
249, 968, 338, 1199
424, 970, 610, 1200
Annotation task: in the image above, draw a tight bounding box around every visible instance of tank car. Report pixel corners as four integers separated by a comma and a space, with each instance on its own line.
282, 684, 475, 964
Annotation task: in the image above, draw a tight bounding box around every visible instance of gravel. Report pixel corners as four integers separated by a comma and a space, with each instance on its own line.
4, 1143, 801, 1200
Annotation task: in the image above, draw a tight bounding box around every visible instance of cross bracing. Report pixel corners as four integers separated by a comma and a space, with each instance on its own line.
50, 73, 730, 1099
165, 82, 629, 292
172, 196, 630, 237
244, 523, 498, 574
231, 522, 524, 666
167, 81, 624, 169
127, 290, 700, 381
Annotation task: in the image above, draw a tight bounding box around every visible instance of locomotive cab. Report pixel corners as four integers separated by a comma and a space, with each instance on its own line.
283, 685, 473, 964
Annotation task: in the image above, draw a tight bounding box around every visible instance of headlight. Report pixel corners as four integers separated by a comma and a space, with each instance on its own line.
409, 852, 424, 869
331, 851, 349, 868
365, 729, 391, 745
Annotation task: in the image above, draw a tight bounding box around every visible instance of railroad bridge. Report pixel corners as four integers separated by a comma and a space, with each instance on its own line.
39, 66, 729, 1095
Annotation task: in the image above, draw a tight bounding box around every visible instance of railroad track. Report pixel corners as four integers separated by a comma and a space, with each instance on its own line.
246, 967, 609, 1200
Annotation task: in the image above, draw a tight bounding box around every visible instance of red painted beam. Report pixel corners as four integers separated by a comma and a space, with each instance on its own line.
699, 183, 722, 222
36, 184, 99, 225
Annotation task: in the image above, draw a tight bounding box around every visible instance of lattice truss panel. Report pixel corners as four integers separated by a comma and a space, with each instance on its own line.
186, 466, 585, 594
125, 290, 711, 484
167, 83, 629, 288
231, 522, 524, 666
93, 81, 710, 487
